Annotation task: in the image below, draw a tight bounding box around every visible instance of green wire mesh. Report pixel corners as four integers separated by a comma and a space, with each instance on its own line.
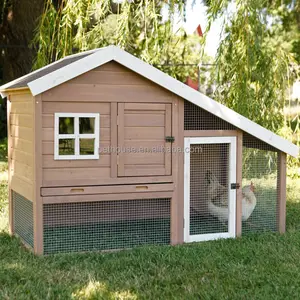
43, 198, 171, 254
12, 190, 34, 248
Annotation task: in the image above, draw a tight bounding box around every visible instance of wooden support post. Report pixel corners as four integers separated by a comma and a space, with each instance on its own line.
277, 152, 287, 234
236, 131, 243, 237
33, 95, 43, 254
171, 97, 184, 245
7, 97, 13, 235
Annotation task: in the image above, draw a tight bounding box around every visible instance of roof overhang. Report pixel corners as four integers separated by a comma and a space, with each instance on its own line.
0, 46, 299, 157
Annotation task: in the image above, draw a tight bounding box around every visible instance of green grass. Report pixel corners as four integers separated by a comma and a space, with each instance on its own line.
0, 139, 300, 299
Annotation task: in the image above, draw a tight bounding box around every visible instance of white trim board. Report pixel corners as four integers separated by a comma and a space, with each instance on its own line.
0, 45, 298, 157
184, 137, 236, 243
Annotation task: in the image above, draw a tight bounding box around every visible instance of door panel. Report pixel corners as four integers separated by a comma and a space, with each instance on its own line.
184, 137, 236, 242
117, 103, 172, 177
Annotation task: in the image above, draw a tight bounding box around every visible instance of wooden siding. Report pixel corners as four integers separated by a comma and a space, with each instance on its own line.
9, 92, 34, 201
41, 61, 175, 187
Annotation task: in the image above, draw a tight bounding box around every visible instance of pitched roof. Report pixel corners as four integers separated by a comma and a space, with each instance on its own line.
0, 45, 298, 157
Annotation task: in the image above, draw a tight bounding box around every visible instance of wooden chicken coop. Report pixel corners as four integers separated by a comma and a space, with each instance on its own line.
0, 46, 298, 255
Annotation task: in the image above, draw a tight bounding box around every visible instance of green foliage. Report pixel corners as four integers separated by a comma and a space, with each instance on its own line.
206, 0, 292, 132
33, 0, 203, 82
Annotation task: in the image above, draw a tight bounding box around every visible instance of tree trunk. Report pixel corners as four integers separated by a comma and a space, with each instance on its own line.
0, 0, 45, 83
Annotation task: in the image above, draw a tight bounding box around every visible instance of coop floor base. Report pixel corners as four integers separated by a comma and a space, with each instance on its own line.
43, 218, 171, 254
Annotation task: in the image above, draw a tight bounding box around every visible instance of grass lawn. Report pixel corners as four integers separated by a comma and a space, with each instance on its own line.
1, 139, 300, 299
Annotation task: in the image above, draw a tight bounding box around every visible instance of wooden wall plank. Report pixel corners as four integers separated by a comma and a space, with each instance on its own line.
124, 127, 165, 140
11, 125, 33, 141
42, 102, 111, 114
10, 160, 34, 181
10, 101, 33, 114
43, 154, 110, 168
124, 114, 165, 127
10, 114, 33, 128
277, 152, 287, 233
11, 175, 34, 201
69, 69, 153, 86
11, 149, 33, 166
10, 138, 33, 154
43, 167, 111, 182
42, 84, 173, 102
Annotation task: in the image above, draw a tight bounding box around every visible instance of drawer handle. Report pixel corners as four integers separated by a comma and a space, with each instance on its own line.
136, 185, 148, 190
70, 188, 85, 193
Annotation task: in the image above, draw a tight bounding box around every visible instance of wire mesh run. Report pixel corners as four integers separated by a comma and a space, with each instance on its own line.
12, 191, 34, 248
190, 144, 230, 235
242, 133, 278, 233
184, 101, 237, 130
43, 198, 171, 254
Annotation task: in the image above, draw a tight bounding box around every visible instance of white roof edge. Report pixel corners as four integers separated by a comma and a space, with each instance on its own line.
6, 45, 300, 157
0, 47, 102, 94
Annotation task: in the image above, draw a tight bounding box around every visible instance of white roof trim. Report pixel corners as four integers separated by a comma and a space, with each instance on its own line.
2, 45, 299, 157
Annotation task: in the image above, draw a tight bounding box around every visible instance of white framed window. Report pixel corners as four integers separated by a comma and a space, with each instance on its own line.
54, 113, 100, 160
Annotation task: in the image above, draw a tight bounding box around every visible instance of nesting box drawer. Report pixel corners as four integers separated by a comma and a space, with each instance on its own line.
41, 183, 175, 199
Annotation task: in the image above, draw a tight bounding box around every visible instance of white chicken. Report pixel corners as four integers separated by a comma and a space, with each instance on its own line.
205, 170, 256, 223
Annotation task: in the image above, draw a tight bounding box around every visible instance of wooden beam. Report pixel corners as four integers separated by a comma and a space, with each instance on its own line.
7, 96, 13, 235
41, 183, 175, 197
43, 191, 174, 204
236, 131, 243, 237
33, 95, 43, 255
184, 130, 239, 137
277, 152, 287, 234
176, 98, 185, 244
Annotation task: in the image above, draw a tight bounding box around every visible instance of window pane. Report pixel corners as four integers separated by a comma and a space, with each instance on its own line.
80, 139, 95, 155
79, 118, 95, 134
59, 139, 75, 155
59, 117, 74, 134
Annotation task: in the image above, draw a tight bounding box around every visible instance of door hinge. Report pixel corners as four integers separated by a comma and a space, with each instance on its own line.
165, 136, 175, 143
231, 183, 240, 190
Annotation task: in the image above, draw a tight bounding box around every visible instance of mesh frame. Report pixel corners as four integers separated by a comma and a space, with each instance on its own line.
12, 191, 34, 248
43, 198, 171, 254
242, 133, 279, 234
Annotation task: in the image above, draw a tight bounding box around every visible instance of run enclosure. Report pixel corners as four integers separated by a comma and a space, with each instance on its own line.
1, 46, 298, 255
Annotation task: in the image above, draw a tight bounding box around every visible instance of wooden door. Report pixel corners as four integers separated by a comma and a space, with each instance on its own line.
117, 103, 172, 177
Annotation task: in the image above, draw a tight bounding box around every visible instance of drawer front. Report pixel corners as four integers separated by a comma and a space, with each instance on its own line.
41, 183, 174, 198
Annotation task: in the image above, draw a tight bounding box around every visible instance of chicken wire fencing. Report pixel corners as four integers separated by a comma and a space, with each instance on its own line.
184, 101, 237, 130
12, 190, 34, 249
190, 143, 230, 235
242, 133, 279, 234
43, 198, 171, 254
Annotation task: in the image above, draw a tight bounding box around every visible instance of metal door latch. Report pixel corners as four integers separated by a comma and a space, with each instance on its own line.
165, 136, 175, 143
231, 183, 240, 189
